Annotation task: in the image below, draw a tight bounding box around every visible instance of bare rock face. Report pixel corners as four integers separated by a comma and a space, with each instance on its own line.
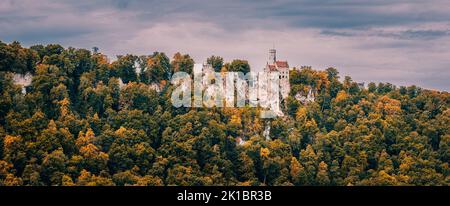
263, 122, 271, 141
13, 73, 33, 94
295, 88, 316, 104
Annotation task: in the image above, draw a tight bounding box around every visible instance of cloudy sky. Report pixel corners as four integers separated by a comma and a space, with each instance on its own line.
1, 0, 449, 91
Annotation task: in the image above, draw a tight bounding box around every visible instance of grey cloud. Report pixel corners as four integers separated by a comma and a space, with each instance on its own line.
321, 28, 450, 41
400, 29, 450, 40
320, 30, 354, 37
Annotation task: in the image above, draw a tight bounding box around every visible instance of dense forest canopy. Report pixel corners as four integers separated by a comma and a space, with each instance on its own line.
0, 40, 449, 186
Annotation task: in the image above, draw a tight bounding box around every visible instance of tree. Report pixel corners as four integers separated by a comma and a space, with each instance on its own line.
286, 96, 300, 117
21, 158, 43, 186
171, 52, 194, 74
439, 135, 450, 163
0, 160, 17, 185
108, 127, 155, 174
326, 67, 339, 81
0, 41, 38, 74
112, 54, 138, 83
316, 161, 330, 185
236, 152, 257, 184
228, 59, 250, 74
341, 155, 361, 185
76, 129, 109, 174
299, 145, 318, 184
207, 55, 224, 72
3, 135, 26, 174
140, 52, 171, 83
166, 165, 204, 186
289, 157, 307, 185
35, 120, 75, 158
119, 82, 159, 114
31, 64, 69, 117
368, 82, 377, 93
41, 148, 67, 185
76, 169, 114, 186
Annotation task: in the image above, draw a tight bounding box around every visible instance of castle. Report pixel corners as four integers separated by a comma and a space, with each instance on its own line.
263, 49, 290, 99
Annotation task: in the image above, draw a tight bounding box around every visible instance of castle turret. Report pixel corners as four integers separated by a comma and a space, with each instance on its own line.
269, 49, 276, 63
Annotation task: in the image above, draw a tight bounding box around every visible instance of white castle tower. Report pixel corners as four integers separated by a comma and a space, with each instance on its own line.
264, 49, 290, 99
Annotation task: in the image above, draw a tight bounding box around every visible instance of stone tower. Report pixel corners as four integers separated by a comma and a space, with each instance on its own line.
269, 49, 276, 63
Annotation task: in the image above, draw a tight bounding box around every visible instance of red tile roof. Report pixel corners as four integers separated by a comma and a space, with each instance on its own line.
275, 61, 289, 68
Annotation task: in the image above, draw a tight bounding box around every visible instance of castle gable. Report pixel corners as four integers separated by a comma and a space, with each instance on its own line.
266, 61, 289, 72
275, 61, 289, 68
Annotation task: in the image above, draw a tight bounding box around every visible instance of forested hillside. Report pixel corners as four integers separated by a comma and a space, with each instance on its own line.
0, 40, 449, 186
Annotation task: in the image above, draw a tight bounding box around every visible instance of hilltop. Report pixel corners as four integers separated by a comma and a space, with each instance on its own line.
0, 40, 449, 186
